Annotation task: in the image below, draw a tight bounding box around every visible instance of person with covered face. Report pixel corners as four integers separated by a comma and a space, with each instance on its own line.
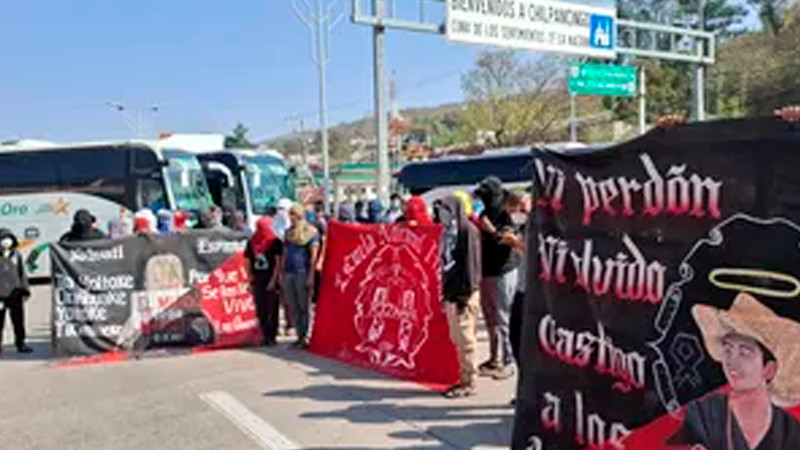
60, 209, 106, 243
0, 228, 32, 354
667, 292, 800, 449
473, 176, 519, 380
245, 217, 284, 346
434, 195, 482, 398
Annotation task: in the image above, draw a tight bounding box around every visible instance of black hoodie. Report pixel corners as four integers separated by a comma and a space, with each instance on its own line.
0, 228, 28, 299
60, 209, 106, 243
434, 196, 481, 303
475, 177, 516, 277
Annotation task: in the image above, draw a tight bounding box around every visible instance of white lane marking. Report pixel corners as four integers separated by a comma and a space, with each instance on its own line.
200, 391, 301, 450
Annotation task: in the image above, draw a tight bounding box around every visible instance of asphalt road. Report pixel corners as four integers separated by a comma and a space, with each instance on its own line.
0, 286, 515, 450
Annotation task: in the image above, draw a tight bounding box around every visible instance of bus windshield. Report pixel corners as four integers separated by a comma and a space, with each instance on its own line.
242, 155, 288, 216
163, 149, 215, 212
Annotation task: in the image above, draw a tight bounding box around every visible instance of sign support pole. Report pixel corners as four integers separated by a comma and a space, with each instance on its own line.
569, 93, 578, 143
373, 0, 390, 206
639, 67, 647, 135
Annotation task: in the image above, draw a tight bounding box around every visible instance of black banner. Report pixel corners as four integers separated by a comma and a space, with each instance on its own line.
513, 117, 800, 449
51, 230, 260, 356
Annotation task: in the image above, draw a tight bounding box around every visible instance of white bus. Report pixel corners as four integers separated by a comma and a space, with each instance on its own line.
0, 140, 215, 277
195, 149, 290, 229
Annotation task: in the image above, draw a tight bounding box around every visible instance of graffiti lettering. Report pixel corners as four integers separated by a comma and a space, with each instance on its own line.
538, 314, 646, 392
538, 233, 667, 304
576, 153, 722, 225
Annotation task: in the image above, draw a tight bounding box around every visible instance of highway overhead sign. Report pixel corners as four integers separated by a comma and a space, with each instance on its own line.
446, 0, 617, 59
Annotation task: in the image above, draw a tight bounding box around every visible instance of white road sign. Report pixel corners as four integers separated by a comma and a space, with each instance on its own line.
446, 0, 617, 59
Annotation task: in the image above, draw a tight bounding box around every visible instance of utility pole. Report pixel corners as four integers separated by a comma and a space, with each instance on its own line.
291, 0, 343, 211
285, 116, 310, 165
373, 0, 390, 206
692, 0, 706, 121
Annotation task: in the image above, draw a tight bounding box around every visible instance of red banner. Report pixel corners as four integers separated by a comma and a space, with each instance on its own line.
309, 221, 459, 389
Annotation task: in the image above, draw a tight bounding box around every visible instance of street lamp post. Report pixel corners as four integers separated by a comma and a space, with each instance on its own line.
106, 101, 159, 138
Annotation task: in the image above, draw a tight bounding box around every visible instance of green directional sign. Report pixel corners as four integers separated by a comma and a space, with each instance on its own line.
569, 63, 638, 97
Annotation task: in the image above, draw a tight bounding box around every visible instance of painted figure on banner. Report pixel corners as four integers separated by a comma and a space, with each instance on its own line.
667, 293, 800, 449
353, 230, 435, 370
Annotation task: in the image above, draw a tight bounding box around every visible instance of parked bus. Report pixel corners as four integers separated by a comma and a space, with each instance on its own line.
0, 140, 215, 277
195, 149, 290, 229
395, 143, 592, 204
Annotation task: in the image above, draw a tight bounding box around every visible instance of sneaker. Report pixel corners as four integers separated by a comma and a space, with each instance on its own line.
491, 364, 515, 380
478, 360, 499, 377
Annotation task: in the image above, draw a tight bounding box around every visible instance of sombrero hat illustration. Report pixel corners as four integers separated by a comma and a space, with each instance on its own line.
692, 293, 800, 406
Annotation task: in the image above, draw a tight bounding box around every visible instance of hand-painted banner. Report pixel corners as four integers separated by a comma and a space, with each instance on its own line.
50, 230, 261, 356
309, 221, 460, 388
514, 117, 800, 449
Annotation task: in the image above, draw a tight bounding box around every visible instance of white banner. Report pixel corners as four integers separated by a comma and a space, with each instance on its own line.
446, 0, 617, 59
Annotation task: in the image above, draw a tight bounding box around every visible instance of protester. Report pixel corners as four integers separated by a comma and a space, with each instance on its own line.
108, 209, 134, 239
173, 210, 189, 232
282, 204, 320, 348
365, 199, 386, 224
337, 201, 357, 223
434, 195, 482, 398
156, 209, 175, 234
273, 198, 293, 240
60, 209, 106, 243
244, 217, 284, 347
506, 192, 529, 405
474, 177, 519, 380
401, 196, 433, 226
133, 209, 158, 235
385, 193, 404, 223
232, 211, 252, 234
355, 199, 367, 223
0, 228, 32, 355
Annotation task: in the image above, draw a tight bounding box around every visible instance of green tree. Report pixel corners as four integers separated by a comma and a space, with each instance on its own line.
749, 0, 789, 35
460, 50, 568, 147
224, 123, 255, 149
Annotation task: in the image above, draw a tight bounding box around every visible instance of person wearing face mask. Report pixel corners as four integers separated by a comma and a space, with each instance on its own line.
385, 193, 404, 223
60, 209, 106, 243
0, 228, 32, 354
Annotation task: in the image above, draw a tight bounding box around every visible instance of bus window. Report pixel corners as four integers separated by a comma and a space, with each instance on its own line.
137, 177, 167, 211
243, 156, 288, 216
56, 148, 127, 205
163, 149, 214, 213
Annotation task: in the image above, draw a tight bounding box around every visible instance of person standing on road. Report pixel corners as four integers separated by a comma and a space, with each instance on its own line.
282, 204, 320, 349
399, 196, 433, 226
245, 217, 284, 347
474, 177, 520, 380
272, 198, 293, 240
434, 195, 482, 398
60, 209, 106, 243
0, 228, 32, 355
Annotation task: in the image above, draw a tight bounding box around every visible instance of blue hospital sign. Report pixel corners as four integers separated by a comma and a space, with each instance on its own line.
590, 14, 615, 50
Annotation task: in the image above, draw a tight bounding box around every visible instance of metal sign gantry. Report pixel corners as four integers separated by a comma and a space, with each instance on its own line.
351, 0, 716, 203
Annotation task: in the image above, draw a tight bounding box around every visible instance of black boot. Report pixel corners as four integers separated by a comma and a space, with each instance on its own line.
16, 344, 32, 354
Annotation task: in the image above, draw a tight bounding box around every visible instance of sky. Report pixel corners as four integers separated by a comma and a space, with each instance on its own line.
0, 0, 760, 143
